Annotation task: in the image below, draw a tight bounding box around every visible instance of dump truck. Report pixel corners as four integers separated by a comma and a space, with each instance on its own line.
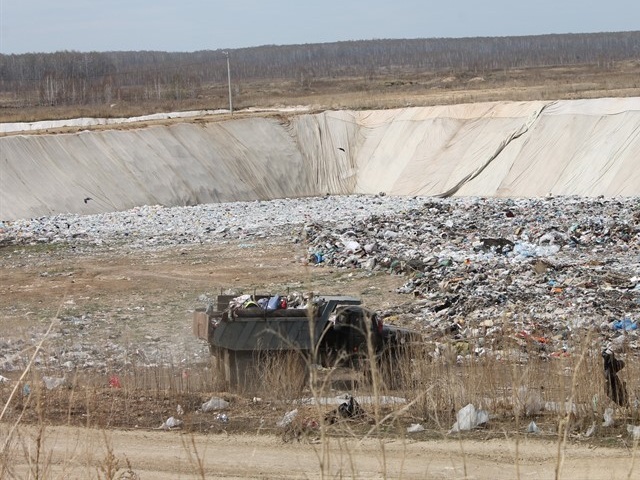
193, 293, 417, 391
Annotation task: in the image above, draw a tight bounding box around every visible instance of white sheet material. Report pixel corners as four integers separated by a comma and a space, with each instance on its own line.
1, 98, 638, 220
0, 106, 310, 134
0, 110, 225, 134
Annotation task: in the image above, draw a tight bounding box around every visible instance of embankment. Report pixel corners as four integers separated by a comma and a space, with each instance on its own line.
1, 98, 638, 220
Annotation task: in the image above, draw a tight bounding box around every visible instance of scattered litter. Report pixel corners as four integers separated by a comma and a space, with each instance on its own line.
325, 395, 366, 424
449, 404, 489, 432
295, 394, 406, 406
603, 408, 615, 427
201, 396, 229, 412
0, 375, 9, 383
215, 413, 229, 423
22, 384, 31, 396
526, 421, 540, 434
612, 319, 637, 331
603, 350, 628, 406
108, 374, 122, 388
160, 416, 183, 430
627, 425, 640, 440
302, 418, 319, 430
338, 396, 364, 418
177, 404, 184, 415
407, 423, 425, 433
585, 422, 597, 437
277, 409, 298, 427
42, 376, 65, 390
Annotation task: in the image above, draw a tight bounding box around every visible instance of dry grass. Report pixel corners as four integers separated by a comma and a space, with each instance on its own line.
256, 351, 308, 400
1, 60, 639, 124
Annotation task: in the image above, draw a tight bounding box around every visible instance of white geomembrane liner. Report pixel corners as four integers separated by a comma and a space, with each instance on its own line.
1, 99, 638, 220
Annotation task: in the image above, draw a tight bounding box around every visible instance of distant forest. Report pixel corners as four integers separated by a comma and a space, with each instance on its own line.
1, 31, 638, 107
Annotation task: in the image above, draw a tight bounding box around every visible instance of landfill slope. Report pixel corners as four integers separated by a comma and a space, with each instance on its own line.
2, 98, 639, 220
0, 119, 318, 220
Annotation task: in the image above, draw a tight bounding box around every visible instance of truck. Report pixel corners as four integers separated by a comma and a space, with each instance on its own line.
193, 293, 417, 391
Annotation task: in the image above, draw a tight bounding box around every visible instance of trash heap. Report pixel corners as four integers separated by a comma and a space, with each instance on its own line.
299, 196, 639, 358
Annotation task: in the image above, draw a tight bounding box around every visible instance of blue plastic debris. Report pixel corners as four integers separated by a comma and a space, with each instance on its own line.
612, 319, 638, 331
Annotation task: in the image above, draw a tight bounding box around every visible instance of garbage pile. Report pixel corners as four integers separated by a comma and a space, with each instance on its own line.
0, 196, 414, 251
299, 196, 639, 358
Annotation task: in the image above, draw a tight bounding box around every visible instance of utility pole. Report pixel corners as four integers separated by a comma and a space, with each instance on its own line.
223, 51, 233, 115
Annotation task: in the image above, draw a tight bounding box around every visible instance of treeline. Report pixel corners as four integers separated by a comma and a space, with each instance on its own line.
1, 31, 638, 107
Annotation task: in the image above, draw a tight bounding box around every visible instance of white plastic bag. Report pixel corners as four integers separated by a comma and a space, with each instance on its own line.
202, 396, 229, 412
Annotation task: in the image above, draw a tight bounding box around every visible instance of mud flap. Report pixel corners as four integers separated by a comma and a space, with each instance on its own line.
193, 309, 210, 340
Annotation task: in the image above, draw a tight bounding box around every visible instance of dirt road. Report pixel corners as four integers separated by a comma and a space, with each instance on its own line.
6, 425, 637, 479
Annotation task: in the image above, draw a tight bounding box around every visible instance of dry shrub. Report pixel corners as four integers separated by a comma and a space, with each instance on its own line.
390, 329, 640, 438
256, 351, 308, 401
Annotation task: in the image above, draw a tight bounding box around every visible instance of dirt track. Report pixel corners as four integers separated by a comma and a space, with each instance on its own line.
6, 425, 638, 479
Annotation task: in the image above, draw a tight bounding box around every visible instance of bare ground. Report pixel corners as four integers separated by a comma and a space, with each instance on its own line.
5, 425, 638, 479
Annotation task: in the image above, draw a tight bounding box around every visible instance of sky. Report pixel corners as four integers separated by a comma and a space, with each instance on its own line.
1, 0, 639, 54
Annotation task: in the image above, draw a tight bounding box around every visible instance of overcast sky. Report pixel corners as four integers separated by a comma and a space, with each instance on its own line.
1, 0, 638, 54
